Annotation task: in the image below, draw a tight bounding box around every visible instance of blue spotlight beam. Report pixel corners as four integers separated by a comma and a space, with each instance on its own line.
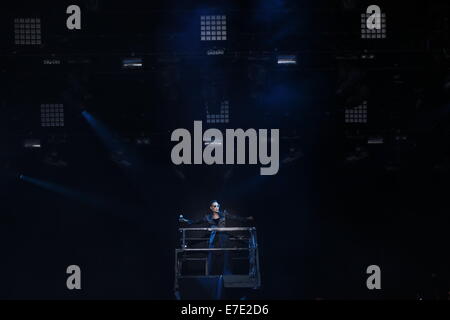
20, 175, 112, 210
82, 111, 121, 151
82, 111, 140, 168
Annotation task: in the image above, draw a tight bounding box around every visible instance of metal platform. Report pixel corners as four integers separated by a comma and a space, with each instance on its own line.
174, 227, 261, 298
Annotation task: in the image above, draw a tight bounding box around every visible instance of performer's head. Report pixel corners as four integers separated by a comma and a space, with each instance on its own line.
209, 200, 220, 213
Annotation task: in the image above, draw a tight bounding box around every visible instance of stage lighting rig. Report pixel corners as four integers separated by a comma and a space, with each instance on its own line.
277, 55, 297, 65
23, 139, 41, 149
122, 57, 143, 69
14, 18, 42, 45
200, 15, 227, 41
41, 104, 65, 127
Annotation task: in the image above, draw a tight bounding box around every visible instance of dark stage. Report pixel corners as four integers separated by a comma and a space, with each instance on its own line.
0, 0, 449, 301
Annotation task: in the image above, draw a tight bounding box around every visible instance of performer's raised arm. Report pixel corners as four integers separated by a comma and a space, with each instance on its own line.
179, 214, 205, 225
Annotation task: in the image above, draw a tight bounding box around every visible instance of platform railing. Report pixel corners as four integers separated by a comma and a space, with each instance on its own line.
174, 227, 261, 293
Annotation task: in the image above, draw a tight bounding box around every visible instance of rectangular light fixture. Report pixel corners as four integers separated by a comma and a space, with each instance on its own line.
361, 12, 386, 39
368, 136, 383, 144
201, 15, 227, 41
122, 58, 143, 69
23, 139, 41, 148
14, 18, 42, 45
277, 55, 297, 65
41, 104, 64, 127
345, 101, 368, 124
206, 100, 230, 124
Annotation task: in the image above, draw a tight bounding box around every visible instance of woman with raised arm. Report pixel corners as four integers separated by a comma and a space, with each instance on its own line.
179, 200, 253, 275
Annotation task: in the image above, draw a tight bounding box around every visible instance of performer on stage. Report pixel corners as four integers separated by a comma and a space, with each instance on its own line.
179, 200, 253, 275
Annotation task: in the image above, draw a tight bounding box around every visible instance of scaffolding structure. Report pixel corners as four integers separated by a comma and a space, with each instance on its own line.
174, 227, 261, 298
